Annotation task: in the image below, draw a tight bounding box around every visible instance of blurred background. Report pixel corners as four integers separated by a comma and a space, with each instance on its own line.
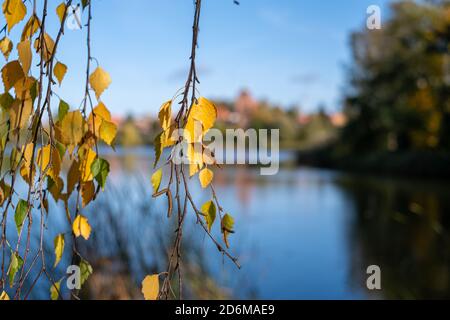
6, 0, 450, 299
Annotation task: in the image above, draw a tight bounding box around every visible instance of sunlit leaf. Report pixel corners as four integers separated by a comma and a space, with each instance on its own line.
201, 200, 216, 232
0, 37, 12, 60
17, 40, 31, 74
53, 234, 64, 268
37, 144, 62, 182
89, 67, 111, 99
151, 168, 162, 194
21, 14, 40, 41
60, 111, 85, 145
141, 274, 159, 300
0, 291, 9, 300
158, 100, 172, 132
99, 120, 117, 146
2, 0, 27, 33
199, 168, 213, 189
79, 259, 93, 287
72, 215, 91, 240
56, 2, 66, 24
53, 62, 67, 85
79, 148, 96, 182
50, 280, 61, 300
221, 213, 235, 249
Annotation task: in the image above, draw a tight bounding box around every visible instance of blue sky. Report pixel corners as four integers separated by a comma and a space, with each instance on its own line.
5, 0, 393, 116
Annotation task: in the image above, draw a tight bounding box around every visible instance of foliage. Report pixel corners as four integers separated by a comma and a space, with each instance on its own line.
342, 0, 450, 154
0, 0, 116, 300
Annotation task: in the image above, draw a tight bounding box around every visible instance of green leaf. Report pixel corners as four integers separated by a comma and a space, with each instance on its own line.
14, 199, 28, 235
91, 158, 110, 191
221, 213, 235, 249
53, 234, 65, 268
0, 92, 14, 111
201, 200, 216, 232
8, 252, 23, 287
79, 259, 93, 287
151, 168, 163, 194
58, 100, 69, 122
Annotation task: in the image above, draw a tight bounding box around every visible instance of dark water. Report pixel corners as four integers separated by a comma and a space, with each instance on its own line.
3, 148, 450, 299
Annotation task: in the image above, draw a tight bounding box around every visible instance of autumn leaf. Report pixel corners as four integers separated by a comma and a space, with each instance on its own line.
2, 0, 27, 33
60, 111, 85, 145
21, 14, 40, 41
53, 234, 65, 268
99, 120, 117, 145
201, 200, 216, 232
0, 291, 9, 300
151, 168, 163, 194
37, 145, 62, 182
221, 213, 235, 248
73, 215, 91, 240
17, 40, 31, 74
53, 62, 67, 85
0, 37, 12, 60
50, 280, 61, 300
34, 33, 54, 62
2, 60, 24, 91
20, 142, 35, 184
81, 181, 95, 208
158, 100, 172, 132
67, 160, 80, 195
56, 2, 66, 24
141, 275, 159, 300
184, 97, 217, 143
79, 148, 96, 182
88, 102, 111, 135
89, 67, 111, 99
199, 168, 213, 188
9, 98, 32, 130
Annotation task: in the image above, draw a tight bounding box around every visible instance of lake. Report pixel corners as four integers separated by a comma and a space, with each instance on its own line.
4, 148, 450, 299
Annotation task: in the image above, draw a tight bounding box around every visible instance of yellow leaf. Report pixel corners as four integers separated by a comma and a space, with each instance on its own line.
20, 143, 35, 184
53, 234, 64, 268
37, 145, 61, 182
60, 111, 85, 145
2, 0, 27, 33
17, 40, 31, 74
53, 62, 67, 85
0, 37, 12, 60
89, 67, 111, 99
56, 2, 66, 24
34, 33, 54, 62
199, 168, 213, 189
21, 14, 40, 41
184, 97, 217, 143
67, 160, 80, 196
2, 60, 24, 91
158, 100, 172, 132
14, 75, 36, 101
187, 143, 204, 177
50, 281, 61, 300
88, 102, 111, 135
151, 168, 162, 194
72, 215, 91, 240
0, 290, 9, 300
79, 148, 96, 182
81, 181, 95, 208
141, 275, 159, 300
9, 98, 32, 130
99, 120, 117, 146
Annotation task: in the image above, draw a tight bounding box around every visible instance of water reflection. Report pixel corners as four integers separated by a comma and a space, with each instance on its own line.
3, 148, 450, 299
